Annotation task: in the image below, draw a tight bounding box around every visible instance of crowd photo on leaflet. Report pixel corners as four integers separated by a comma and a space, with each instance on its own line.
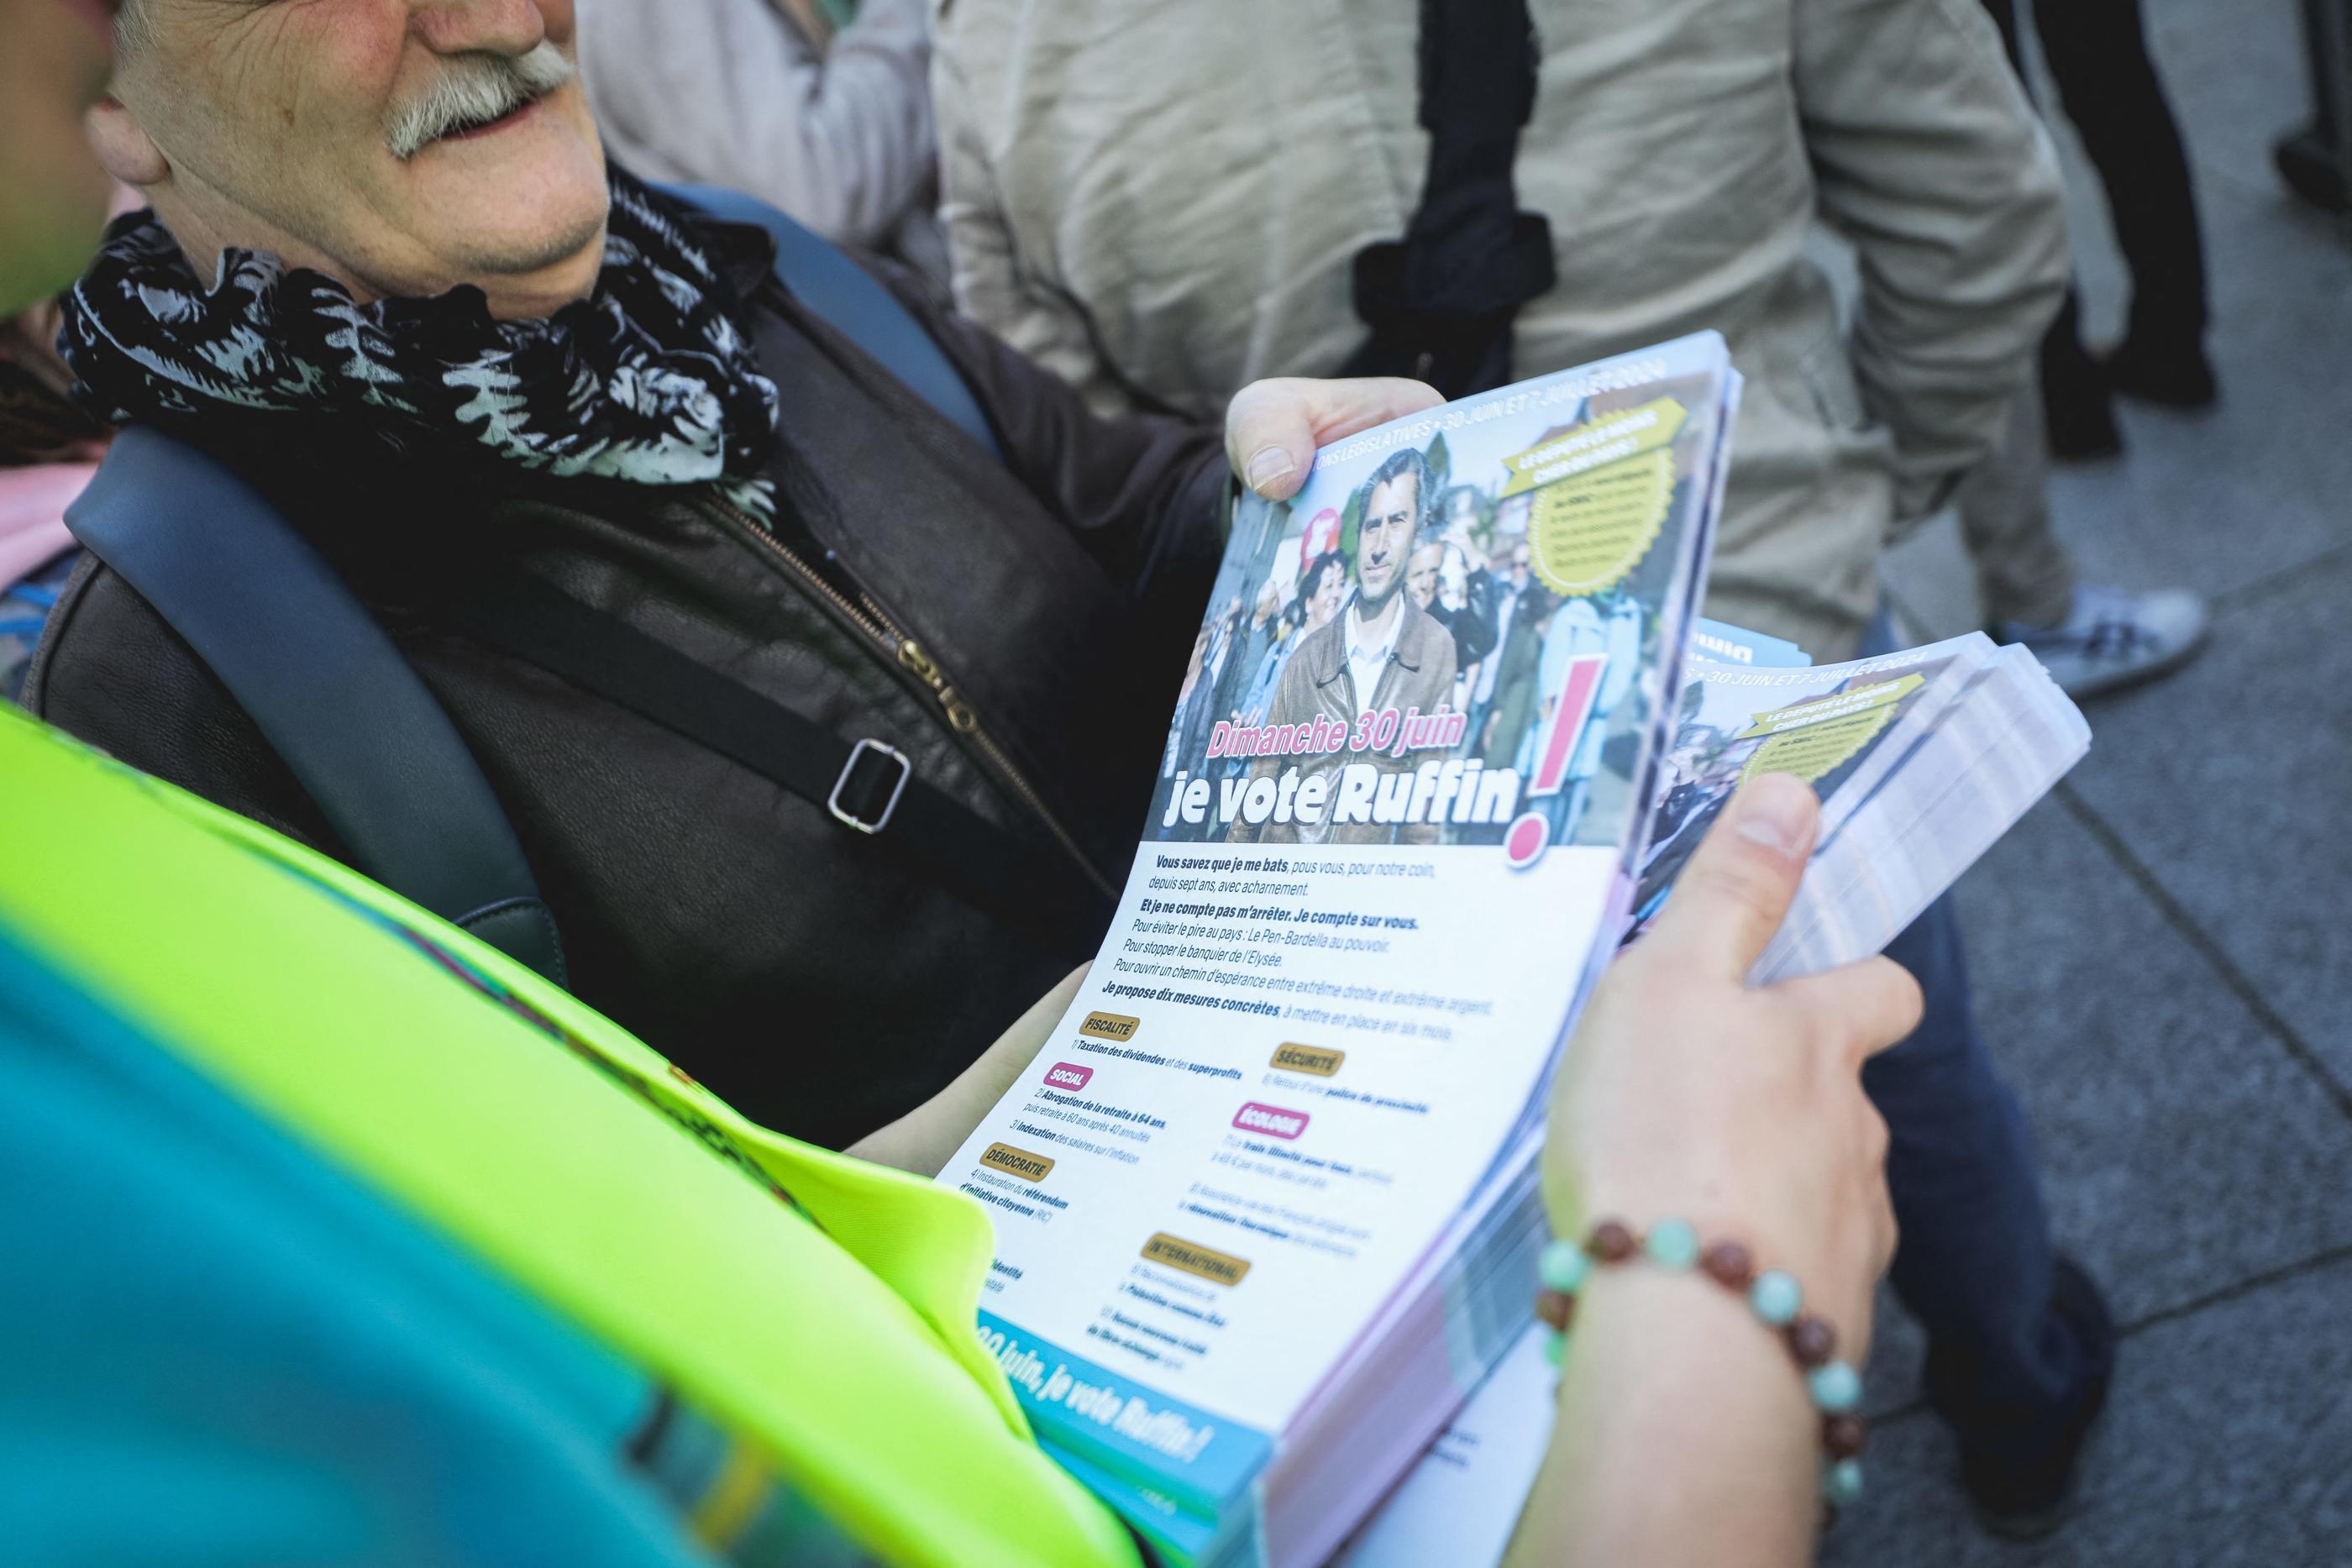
2, 0, 2344, 1566
1151, 369, 1725, 857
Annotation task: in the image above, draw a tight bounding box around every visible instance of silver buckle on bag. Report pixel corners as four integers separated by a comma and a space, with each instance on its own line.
828, 737, 911, 835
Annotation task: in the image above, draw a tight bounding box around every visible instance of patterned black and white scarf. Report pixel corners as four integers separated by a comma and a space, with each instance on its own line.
58, 171, 780, 516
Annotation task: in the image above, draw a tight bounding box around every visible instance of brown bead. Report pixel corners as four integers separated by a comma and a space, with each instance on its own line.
1823, 1413, 1867, 1460
1699, 1239, 1755, 1289
1586, 1220, 1637, 1262
1786, 1316, 1837, 1367
1535, 1289, 1576, 1331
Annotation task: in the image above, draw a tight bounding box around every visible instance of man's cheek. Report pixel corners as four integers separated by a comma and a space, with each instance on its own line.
258, 4, 407, 128
538, 0, 581, 45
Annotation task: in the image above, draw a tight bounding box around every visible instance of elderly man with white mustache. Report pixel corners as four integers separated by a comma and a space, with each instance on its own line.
34, 0, 1443, 1150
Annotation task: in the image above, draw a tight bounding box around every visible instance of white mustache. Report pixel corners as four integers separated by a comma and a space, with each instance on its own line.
386, 42, 574, 161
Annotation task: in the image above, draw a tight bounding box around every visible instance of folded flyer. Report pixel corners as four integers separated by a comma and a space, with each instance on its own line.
937, 334, 1742, 1563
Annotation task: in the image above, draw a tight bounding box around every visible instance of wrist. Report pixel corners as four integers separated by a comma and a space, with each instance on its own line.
1534, 1216, 1874, 1513
1544, 1171, 1875, 1345
1546, 1271, 1819, 1564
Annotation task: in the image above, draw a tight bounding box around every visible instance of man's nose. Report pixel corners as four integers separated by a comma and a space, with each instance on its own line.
412, 0, 549, 57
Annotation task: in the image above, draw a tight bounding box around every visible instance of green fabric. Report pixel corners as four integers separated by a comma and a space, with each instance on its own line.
0, 704, 1138, 1568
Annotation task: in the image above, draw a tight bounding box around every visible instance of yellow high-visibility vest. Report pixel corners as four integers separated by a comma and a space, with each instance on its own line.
0, 703, 1137, 1568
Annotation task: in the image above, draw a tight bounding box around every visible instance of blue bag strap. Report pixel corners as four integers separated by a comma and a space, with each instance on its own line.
63, 426, 568, 987
661, 182, 1005, 464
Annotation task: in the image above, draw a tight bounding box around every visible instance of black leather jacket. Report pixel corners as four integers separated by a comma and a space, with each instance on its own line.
27, 211, 1226, 1148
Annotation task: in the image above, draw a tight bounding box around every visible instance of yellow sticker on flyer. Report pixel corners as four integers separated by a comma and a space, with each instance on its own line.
1499, 398, 1688, 497
1501, 398, 1688, 597
1735, 675, 1924, 787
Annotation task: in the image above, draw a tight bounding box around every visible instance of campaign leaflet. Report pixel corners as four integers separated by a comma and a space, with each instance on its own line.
937, 334, 1739, 1554
1629, 634, 1999, 929
1342, 646, 2091, 1568
1688, 616, 1812, 669
1332, 1324, 1556, 1568
1756, 642, 2088, 983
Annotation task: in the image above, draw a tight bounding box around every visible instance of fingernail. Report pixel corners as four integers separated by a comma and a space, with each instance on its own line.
1733, 774, 1814, 858
1246, 446, 1295, 494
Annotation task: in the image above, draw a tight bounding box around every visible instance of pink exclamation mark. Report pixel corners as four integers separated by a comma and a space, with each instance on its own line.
1504, 652, 1609, 868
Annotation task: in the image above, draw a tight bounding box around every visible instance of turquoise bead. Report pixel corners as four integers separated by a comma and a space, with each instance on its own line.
1823, 1458, 1865, 1506
1808, 1360, 1861, 1413
1539, 1239, 1590, 1293
1750, 1270, 1803, 1325
1542, 1329, 1567, 1367
1644, 1217, 1699, 1270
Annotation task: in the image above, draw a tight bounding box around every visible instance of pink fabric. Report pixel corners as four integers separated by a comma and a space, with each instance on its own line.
0, 462, 95, 585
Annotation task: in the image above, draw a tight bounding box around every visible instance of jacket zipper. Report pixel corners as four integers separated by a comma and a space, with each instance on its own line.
709, 498, 1116, 896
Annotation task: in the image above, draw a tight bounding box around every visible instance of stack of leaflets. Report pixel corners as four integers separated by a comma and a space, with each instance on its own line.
1635, 624, 2092, 982
1333, 1323, 1559, 1568
1338, 625, 2091, 1568
935, 333, 2087, 1567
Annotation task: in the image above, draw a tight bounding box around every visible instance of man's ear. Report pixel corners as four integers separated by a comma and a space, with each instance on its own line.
86, 97, 171, 191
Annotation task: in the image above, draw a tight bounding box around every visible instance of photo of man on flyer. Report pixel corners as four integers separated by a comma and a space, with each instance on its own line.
1228, 446, 1459, 846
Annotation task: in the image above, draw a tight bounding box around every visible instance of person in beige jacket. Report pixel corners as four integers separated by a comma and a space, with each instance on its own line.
934, 0, 2064, 665
936, 0, 2119, 1539
582, 0, 948, 279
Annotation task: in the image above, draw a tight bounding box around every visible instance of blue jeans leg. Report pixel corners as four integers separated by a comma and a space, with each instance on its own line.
1853, 610, 2090, 1432
1868, 895, 2085, 1420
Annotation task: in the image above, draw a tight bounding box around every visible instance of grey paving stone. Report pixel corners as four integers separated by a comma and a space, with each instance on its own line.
1885, 0, 2352, 642
2050, 176, 2352, 595
1885, 176, 2352, 637
1825, 1251, 2352, 1568
1851, 788, 2352, 1428
1949, 796, 2352, 1314
2144, 0, 2317, 203
1919, 176, 2342, 625
2063, 548, 2352, 1083
1823, 3, 2352, 1557
2022, 0, 2313, 335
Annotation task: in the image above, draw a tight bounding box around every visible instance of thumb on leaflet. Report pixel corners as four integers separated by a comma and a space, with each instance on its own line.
1225, 377, 1442, 501
1642, 772, 1819, 983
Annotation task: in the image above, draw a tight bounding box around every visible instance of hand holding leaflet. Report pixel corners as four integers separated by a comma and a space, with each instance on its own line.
1347, 633, 2090, 1568
1541, 773, 1917, 1356
932, 338, 2084, 1566
939, 336, 1745, 1565
1348, 777, 1919, 1568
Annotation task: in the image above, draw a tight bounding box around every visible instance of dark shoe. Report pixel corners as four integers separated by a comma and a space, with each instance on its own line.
1925, 1255, 2118, 1542
2275, 125, 2348, 215
2043, 384, 2125, 462
2104, 337, 2218, 410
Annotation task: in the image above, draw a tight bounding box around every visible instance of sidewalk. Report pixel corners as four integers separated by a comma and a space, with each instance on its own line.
1824, 2, 2352, 1562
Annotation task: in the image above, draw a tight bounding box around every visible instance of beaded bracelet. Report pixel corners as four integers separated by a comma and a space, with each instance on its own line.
1536, 1217, 1867, 1512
